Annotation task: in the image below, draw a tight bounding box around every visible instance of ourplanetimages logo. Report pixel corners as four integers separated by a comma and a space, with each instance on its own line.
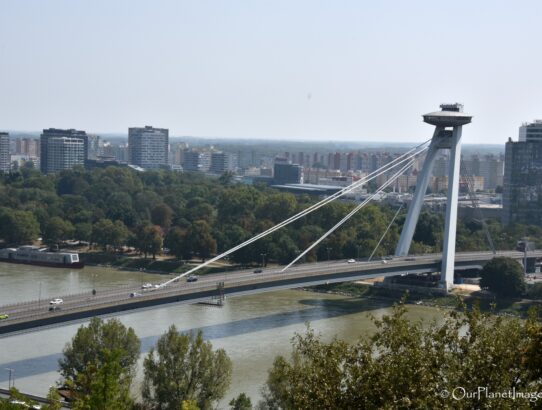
438, 386, 542, 403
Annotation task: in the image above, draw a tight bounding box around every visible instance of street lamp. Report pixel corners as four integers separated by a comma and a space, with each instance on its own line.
5, 368, 14, 389
326, 247, 332, 262
260, 253, 267, 267
357, 246, 361, 261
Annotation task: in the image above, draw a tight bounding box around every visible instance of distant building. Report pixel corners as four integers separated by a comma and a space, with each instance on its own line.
432, 156, 449, 177
273, 160, 303, 184
478, 154, 504, 190
210, 152, 237, 174
40, 128, 88, 174
503, 127, 542, 225
519, 120, 542, 142
87, 134, 101, 159
182, 150, 211, 172
394, 174, 418, 193
0, 132, 10, 173
128, 126, 168, 169
15, 138, 40, 157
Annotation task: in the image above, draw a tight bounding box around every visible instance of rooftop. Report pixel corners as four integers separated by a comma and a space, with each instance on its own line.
423, 103, 472, 127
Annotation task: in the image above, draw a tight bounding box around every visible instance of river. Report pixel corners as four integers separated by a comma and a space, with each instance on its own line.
0, 263, 444, 407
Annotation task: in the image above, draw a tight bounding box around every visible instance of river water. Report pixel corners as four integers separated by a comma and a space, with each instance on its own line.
0, 263, 443, 407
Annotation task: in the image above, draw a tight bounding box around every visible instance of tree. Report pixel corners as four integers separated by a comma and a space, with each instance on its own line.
142, 326, 232, 410
135, 223, 163, 259
189, 220, 217, 261
260, 299, 539, 410
0, 208, 40, 245
480, 256, 526, 297
59, 317, 140, 396
151, 203, 173, 230
218, 171, 235, 186
74, 222, 93, 244
181, 401, 200, 410
92, 219, 129, 251
229, 393, 252, 410
71, 349, 133, 410
42, 387, 63, 410
165, 226, 189, 259
43, 216, 75, 246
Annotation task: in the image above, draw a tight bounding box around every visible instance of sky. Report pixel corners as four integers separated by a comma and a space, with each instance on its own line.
1, 0, 541, 144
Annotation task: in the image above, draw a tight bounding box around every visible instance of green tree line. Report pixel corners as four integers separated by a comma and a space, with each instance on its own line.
0, 167, 539, 264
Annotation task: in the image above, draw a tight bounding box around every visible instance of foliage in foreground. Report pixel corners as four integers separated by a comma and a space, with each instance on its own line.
142, 326, 232, 410
54, 319, 234, 410
59, 317, 141, 397
260, 299, 542, 409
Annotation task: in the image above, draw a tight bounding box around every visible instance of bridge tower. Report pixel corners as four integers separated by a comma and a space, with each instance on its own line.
395, 103, 472, 291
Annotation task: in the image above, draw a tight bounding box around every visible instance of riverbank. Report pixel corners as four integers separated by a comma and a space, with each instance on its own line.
305, 282, 542, 318
81, 252, 234, 276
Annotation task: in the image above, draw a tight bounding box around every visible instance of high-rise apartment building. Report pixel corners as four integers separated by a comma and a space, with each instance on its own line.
87, 134, 102, 159
503, 121, 542, 226
40, 128, 88, 174
0, 132, 10, 173
519, 120, 542, 142
210, 152, 238, 174
128, 126, 168, 169
182, 150, 211, 172
479, 154, 504, 190
273, 159, 303, 184
15, 138, 40, 157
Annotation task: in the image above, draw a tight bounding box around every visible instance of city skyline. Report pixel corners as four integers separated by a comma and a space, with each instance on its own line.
2, 1, 542, 144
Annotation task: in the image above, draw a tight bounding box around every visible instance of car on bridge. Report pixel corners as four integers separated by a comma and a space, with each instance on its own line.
0, 313, 8, 320
347, 259, 356, 263
187, 275, 198, 282
253, 269, 263, 273
141, 283, 154, 290
49, 298, 63, 311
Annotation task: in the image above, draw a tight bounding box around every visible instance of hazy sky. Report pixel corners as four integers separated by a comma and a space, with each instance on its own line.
1, 0, 541, 143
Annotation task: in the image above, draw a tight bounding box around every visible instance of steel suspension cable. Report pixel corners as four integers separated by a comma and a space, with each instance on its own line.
159, 140, 430, 287
460, 159, 496, 254
281, 159, 415, 271
368, 203, 404, 261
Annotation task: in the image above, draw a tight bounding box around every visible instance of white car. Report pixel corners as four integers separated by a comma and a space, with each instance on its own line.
141, 283, 153, 290
347, 259, 356, 263
49, 298, 63, 305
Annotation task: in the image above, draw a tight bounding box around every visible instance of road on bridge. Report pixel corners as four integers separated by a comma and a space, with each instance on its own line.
0, 250, 539, 336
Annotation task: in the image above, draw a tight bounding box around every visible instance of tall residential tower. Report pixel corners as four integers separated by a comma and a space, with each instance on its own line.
503, 120, 542, 226
40, 128, 88, 174
0, 132, 10, 173
128, 126, 169, 169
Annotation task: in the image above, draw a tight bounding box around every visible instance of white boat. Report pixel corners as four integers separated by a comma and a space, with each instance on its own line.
0, 246, 84, 268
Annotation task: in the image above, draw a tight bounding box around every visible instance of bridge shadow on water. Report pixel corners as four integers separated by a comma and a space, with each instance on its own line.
0, 296, 395, 383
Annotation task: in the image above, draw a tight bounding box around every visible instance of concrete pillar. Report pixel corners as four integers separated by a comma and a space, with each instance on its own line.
395, 128, 442, 256
440, 126, 463, 290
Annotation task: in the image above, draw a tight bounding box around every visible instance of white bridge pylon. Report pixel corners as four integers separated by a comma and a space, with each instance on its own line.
395, 103, 472, 291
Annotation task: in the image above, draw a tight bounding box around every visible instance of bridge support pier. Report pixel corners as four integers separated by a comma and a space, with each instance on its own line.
395, 104, 472, 292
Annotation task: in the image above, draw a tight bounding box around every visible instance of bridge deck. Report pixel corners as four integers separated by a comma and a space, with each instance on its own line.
0, 251, 539, 336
